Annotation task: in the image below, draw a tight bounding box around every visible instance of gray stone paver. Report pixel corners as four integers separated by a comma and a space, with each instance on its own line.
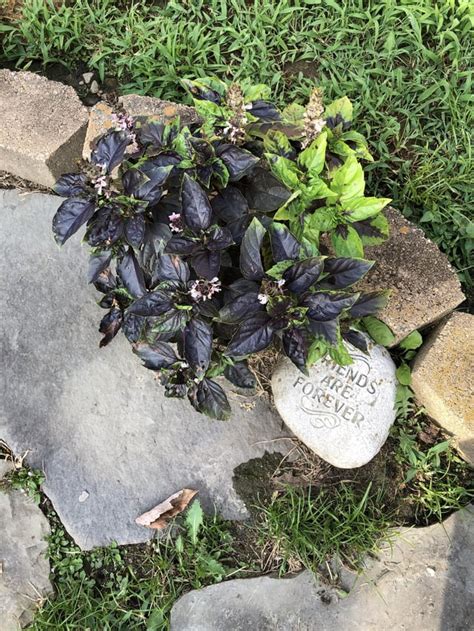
0, 190, 290, 550
170, 505, 474, 631
0, 489, 52, 630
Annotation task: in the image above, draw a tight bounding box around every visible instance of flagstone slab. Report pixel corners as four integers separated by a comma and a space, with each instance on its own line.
0, 489, 52, 630
170, 505, 474, 631
0, 70, 88, 188
0, 189, 290, 550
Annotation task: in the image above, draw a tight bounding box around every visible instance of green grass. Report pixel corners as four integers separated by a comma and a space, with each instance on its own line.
30, 501, 239, 630
258, 482, 394, 575
0, 0, 473, 283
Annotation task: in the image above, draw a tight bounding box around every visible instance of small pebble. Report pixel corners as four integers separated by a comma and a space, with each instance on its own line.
90, 80, 99, 94
78, 490, 89, 503
82, 72, 93, 84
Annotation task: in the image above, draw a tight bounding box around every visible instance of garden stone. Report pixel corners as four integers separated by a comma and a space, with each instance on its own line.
361, 207, 465, 345
0, 190, 291, 550
412, 311, 474, 465
271, 340, 397, 468
82, 96, 200, 159
0, 489, 52, 630
170, 504, 474, 631
0, 70, 88, 188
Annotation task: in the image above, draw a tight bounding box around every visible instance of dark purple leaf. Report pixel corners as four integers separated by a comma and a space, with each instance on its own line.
211, 186, 249, 223
224, 361, 256, 389
282, 328, 309, 373
91, 131, 131, 172
225, 313, 275, 359
165, 236, 199, 256
219, 292, 262, 324
247, 100, 281, 122
86, 206, 123, 248
93, 267, 116, 294
216, 144, 259, 181
268, 222, 300, 262
153, 309, 188, 335
307, 318, 338, 345
191, 250, 221, 280
87, 250, 112, 284
302, 292, 358, 321
283, 257, 324, 294
99, 307, 122, 347
227, 278, 260, 297
125, 214, 146, 248
53, 173, 88, 197
154, 254, 190, 284
117, 249, 146, 298
181, 174, 212, 232
122, 164, 172, 204
243, 167, 291, 211
183, 318, 213, 377
352, 218, 385, 239
127, 290, 173, 316
323, 257, 374, 288
121, 313, 144, 343
139, 222, 171, 277
188, 378, 231, 420
240, 218, 266, 281
52, 197, 96, 245
206, 225, 234, 251
349, 291, 389, 318
135, 121, 165, 148
343, 329, 369, 353
133, 341, 178, 370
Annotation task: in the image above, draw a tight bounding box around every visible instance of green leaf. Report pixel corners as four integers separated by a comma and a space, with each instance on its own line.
396, 363, 412, 386
324, 96, 353, 123
307, 338, 328, 367
298, 131, 327, 176
263, 130, 293, 156
193, 99, 225, 124
244, 83, 271, 101
267, 155, 301, 189
354, 213, 390, 246
307, 206, 338, 233
399, 330, 423, 351
330, 155, 365, 203
346, 197, 391, 221
185, 499, 204, 546
329, 342, 353, 366
337, 130, 374, 162
332, 225, 364, 258
282, 102, 305, 125
266, 259, 295, 279
363, 316, 396, 346
301, 178, 336, 205
273, 191, 303, 220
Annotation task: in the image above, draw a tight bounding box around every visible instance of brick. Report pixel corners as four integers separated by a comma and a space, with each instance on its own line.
411, 311, 474, 464
0, 70, 88, 188
360, 207, 465, 345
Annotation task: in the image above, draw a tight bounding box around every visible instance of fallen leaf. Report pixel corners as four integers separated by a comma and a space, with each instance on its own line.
135, 489, 198, 530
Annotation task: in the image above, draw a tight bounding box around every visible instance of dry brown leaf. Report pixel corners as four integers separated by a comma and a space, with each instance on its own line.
135, 489, 198, 530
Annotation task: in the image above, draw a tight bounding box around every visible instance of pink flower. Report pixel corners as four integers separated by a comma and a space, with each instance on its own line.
189, 278, 222, 302
169, 212, 184, 233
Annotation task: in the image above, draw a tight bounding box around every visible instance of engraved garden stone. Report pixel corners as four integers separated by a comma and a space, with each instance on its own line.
272, 340, 397, 468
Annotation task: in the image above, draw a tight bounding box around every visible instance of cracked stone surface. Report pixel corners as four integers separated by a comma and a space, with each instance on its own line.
170, 505, 474, 631
0, 190, 290, 550
0, 489, 52, 630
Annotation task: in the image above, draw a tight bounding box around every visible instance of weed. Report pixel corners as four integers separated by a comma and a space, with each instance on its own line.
257, 482, 394, 576
32, 499, 239, 630
5, 466, 45, 504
